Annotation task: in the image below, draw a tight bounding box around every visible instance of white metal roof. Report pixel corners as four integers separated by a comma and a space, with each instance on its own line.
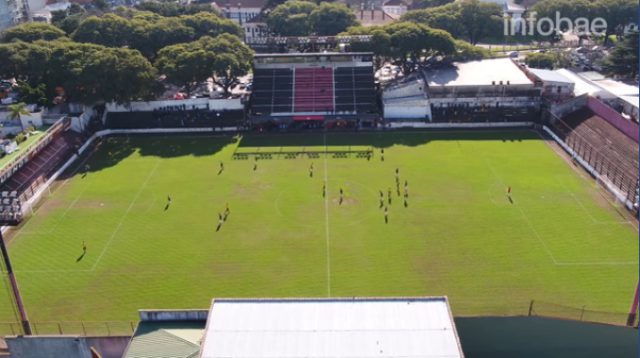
529, 68, 573, 84
554, 69, 609, 98
425, 58, 533, 87
201, 297, 464, 358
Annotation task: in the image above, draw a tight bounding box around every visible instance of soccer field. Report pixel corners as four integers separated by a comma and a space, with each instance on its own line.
0, 130, 637, 329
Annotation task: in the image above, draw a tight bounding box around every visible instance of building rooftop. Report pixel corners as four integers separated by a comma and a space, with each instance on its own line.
124, 321, 206, 358
201, 297, 463, 358
425, 58, 533, 87
529, 68, 573, 84
554, 69, 605, 97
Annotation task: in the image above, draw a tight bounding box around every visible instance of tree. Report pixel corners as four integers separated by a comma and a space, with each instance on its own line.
411, 0, 454, 10
342, 22, 456, 74
309, 2, 358, 36
603, 30, 638, 78
1, 23, 67, 43
155, 43, 216, 96
71, 11, 241, 59
457, 0, 502, 44
156, 34, 253, 96
451, 39, 489, 61
525, 52, 557, 69
179, 12, 242, 39
267, 0, 317, 36
16, 81, 48, 106
136, 0, 219, 17
7, 102, 30, 121
71, 14, 133, 47
596, 0, 636, 45
531, 0, 636, 44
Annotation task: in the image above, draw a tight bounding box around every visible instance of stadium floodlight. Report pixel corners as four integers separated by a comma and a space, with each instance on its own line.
0, 227, 31, 335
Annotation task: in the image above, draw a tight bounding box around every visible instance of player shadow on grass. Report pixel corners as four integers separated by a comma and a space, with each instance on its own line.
76, 252, 86, 262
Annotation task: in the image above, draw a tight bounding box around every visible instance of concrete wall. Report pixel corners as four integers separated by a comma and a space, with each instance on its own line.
384, 102, 431, 119
106, 98, 243, 113
139, 309, 209, 322
6, 335, 129, 358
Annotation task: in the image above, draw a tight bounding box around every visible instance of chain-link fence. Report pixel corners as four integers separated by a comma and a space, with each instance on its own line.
0, 321, 135, 337
547, 113, 638, 206
528, 300, 632, 327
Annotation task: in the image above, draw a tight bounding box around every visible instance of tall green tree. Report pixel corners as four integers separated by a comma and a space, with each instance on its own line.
603, 31, 638, 78
267, 0, 317, 36
309, 2, 358, 36
401, 0, 502, 44
1, 23, 67, 43
156, 34, 253, 96
344, 22, 456, 74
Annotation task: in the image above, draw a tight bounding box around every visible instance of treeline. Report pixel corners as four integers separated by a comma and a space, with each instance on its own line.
0, 8, 253, 105
342, 22, 489, 73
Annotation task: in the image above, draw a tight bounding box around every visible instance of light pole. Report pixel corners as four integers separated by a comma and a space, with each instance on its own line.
0, 229, 31, 335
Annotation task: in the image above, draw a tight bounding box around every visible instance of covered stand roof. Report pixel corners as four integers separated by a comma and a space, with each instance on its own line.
201, 297, 464, 358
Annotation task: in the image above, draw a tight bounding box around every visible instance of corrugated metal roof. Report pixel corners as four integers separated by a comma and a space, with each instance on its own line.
529, 68, 573, 84
124, 321, 205, 358
201, 297, 464, 358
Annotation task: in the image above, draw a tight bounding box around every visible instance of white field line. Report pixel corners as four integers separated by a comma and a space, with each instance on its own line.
7, 145, 100, 241
90, 159, 161, 271
555, 177, 631, 225
483, 157, 635, 267
483, 157, 559, 264
323, 133, 331, 297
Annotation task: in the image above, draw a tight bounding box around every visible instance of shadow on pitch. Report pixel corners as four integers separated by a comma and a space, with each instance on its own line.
238, 130, 538, 149
60, 135, 236, 179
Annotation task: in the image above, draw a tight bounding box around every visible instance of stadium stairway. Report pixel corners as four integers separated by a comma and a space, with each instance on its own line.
1, 131, 82, 196
294, 68, 334, 113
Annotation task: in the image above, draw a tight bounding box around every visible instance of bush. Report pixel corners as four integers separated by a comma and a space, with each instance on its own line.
15, 132, 26, 144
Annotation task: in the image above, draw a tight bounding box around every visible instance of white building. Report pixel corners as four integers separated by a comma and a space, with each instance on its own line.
424, 58, 540, 121
554, 69, 639, 122
0, 0, 23, 31
381, 0, 407, 17
382, 73, 431, 120
527, 68, 575, 102
214, 0, 265, 25
201, 297, 464, 358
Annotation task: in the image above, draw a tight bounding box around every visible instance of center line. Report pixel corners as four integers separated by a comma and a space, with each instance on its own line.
323, 132, 331, 297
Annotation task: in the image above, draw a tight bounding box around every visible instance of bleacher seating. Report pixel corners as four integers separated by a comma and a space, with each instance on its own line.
250, 66, 378, 116
1, 131, 82, 197
294, 68, 334, 113
334, 67, 377, 113
553, 108, 639, 199
106, 109, 244, 129
251, 68, 293, 115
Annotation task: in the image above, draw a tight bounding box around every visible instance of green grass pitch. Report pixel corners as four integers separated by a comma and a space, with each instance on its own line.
0, 130, 637, 328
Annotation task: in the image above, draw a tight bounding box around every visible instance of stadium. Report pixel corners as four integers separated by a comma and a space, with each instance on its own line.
0, 52, 638, 357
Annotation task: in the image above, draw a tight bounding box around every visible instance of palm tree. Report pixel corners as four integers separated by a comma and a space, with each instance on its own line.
7, 102, 31, 122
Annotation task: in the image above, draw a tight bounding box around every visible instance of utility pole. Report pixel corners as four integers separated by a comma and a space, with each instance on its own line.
0, 229, 31, 335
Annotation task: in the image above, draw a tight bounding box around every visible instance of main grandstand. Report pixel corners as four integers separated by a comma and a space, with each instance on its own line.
249, 53, 380, 128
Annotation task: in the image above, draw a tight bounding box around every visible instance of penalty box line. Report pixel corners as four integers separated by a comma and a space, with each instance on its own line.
90, 159, 162, 271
